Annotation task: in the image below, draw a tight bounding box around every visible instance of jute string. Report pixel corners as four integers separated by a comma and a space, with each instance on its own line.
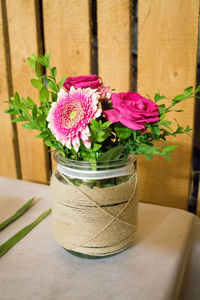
50, 169, 138, 256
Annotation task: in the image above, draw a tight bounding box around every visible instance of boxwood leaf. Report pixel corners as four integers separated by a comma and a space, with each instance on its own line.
4, 108, 18, 114
92, 143, 102, 151
35, 61, 41, 77
39, 87, 49, 103
27, 57, 35, 69
22, 123, 37, 129
154, 93, 166, 103
12, 116, 27, 122
45, 140, 55, 147
115, 126, 132, 139
50, 67, 57, 78
38, 56, 49, 68
59, 76, 66, 88
47, 80, 58, 92
27, 97, 35, 108
162, 145, 178, 153
31, 79, 43, 90
32, 104, 37, 120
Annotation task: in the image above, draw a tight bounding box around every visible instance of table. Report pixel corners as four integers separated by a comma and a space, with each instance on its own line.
0, 176, 199, 300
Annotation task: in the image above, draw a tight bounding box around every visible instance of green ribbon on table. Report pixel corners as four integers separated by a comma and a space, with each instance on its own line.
0, 198, 51, 257
0, 197, 35, 231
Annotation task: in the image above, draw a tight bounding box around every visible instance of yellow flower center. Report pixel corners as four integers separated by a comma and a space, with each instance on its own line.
69, 110, 77, 119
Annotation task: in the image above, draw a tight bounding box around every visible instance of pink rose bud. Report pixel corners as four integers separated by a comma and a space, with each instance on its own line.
63, 75, 112, 101
63, 75, 102, 91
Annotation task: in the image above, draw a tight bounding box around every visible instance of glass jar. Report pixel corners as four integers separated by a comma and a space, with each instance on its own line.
50, 152, 138, 259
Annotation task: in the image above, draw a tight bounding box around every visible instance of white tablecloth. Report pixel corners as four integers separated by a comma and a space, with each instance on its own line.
0, 176, 199, 300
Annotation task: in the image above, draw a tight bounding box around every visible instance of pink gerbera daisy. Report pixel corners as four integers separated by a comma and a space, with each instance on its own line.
47, 87, 101, 152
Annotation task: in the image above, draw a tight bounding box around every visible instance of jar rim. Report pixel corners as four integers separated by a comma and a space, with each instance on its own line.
53, 152, 136, 170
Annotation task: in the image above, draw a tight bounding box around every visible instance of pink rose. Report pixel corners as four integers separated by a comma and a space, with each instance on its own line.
103, 92, 160, 131
63, 75, 101, 90
63, 75, 112, 100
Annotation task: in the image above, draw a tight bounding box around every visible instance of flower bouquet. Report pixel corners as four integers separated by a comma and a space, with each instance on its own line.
5, 53, 199, 258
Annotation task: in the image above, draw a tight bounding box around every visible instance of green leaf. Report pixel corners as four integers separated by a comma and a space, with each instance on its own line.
91, 118, 100, 129
163, 145, 178, 153
47, 80, 58, 92
115, 126, 132, 139
44, 52, 51, 61
81, 152, 96, 162
59, 76, 66, 88
183, 86, 193, 97
152, 126, 160, 136
98, 130, 105, 137
22, 123, 37, 130
39, 106, 50, 117
154, 93, 167, 103
14, 92, 20, 105
36, 133, 46, 139
12, 116, 27, 122
27, 57, 35, 69
21, 97, 26, 105
50, 67, 57, 78
167, 109, 183, 113
160, 120, 173, 131
4, 108, 18, 114
101, 121, 112, 129
36, 115, 46, 128
99, 145, 125, 162
161, 154, 172, 161
145, 154, 153, 160
18, 103, 28, 114
44, 140, 55, 147
0, 208, 51, 257
35, 61, 41, 77
31, 79, 43, 90
96, 131, 111, 143
172, 94, 185, 102
32, 104, 37, 120
39, 87, 49, 103
195, 85, 200, 93
27, 97, 35, 108
0, 197, 34, 231
32, 53, 37, 61
51, 91, 57, 102
159, 104, 166, 115
92, 143, 102, 151
37, 56, 49, 68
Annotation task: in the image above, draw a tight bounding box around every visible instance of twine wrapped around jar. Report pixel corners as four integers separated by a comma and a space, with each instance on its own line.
50, 166, 138, 257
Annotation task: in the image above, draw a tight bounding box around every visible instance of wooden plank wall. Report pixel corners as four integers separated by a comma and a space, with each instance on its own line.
97, 0, 131, 92
4, 0, 48, 183
43, 0, 91, 170
0, 0, 17, 179
0, 0, 199, 211
137, 0, 199, 209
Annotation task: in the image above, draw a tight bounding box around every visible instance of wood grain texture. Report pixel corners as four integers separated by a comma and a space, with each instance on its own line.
43, 0, 91, 170
6, 0, 47, 183
198, 177, 200, 216
97, 0, 131, 91
137, 0, 199, 209
0, 1, 17, 178
43, 0, 91, 79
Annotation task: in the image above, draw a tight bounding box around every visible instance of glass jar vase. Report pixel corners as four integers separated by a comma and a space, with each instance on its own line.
50, 152, 138, 258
